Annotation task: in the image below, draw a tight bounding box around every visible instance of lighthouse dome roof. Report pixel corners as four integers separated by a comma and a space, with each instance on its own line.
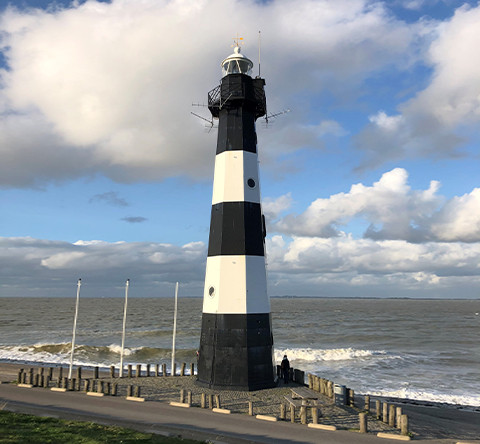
221, 46, 253, 77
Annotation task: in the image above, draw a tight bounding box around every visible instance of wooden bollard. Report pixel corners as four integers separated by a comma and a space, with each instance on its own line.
215, 394, 221, 409
134, 386, 141, 397
28, 368, 34, 385
71, 378, 76, 391
311, 406, 318, 424
22, 372, 27, 384
389, 404, 396, 427
180, 362, 186, 376
112, 383, 118, 396
208, 394, 214, 409
348, 389, 355, 407
106, 382, 111, 395
382, 402, 388, 423
400, 414, 409, 436
84, 379, 90, 392
201, 393, 206, 408
63, 377, 69, 390
290, 405, 295, 423
77, 367, 82, 381
329, 381, 334, 398
364, 395, 370, 412
180, 389, 185, 403
58, 367, 63, 383
359, 412, 368, 433
300, 405, 307, 424
94, 366, 99, 379
396, 407, 402, 428
110, 365, 115, 378
162, 363, 167, 377
376, 400, 381, 419
136, 364, 141, 377
97, 380, 104, 394
248, 401, 253, 416
190, 363, 194, 376
280, 403, 286, 420
155, 363, 160, 377
34, 374, 39, 387
146, 364, 150, 377
127, 385, 133, 397
187, 391, 192, 406
127, 364, 132, 378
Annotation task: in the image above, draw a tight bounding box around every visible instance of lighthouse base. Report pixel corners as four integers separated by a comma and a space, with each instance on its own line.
197, 313, 276, 391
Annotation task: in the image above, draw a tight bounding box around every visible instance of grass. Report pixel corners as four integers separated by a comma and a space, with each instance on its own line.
0, 410, 205, 444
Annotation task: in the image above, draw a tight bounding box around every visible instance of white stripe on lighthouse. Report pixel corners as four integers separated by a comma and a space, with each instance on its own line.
203, 255, 269, 314
211, 151, 260, 205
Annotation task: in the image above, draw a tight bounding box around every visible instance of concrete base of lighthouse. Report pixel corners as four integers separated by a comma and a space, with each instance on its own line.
197, 313, 276, 391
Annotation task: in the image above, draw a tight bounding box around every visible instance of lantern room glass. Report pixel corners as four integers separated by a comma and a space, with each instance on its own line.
222, 58, 253, 77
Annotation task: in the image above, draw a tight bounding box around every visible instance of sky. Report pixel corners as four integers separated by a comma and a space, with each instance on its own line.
0, 0, 479, 299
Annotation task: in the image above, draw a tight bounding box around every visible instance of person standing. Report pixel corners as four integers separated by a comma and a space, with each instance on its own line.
281, 354, 290, 384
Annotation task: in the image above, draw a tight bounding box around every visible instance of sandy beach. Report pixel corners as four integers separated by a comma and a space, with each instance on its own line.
1, 361, 479, 443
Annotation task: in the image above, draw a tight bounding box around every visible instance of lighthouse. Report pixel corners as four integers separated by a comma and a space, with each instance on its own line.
197, 43, 275, 391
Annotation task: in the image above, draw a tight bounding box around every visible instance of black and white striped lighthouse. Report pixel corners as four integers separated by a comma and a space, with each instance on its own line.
197, 43, 275, 391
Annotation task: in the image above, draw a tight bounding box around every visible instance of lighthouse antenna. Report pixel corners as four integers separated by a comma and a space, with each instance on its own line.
258, 31, 261, 78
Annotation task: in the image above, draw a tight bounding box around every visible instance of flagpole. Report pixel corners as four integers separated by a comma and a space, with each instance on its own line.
119, 279, 130, 377
171, 282, 179, 376
68, 278, 81, 380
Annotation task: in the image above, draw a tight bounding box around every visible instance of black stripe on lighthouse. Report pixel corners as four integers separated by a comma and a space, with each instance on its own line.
208, 201, 265, 257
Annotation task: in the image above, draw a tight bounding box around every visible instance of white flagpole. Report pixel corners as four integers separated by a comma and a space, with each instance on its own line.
68, 278, 81, 380
171, 282, 179, 376
119, 279, 130, 378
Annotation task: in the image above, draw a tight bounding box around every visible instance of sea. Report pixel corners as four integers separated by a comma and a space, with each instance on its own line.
0, 297, 479, 408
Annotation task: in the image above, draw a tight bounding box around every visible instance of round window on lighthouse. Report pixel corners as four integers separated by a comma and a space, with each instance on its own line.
247, 178, 256, 188
208, 286, 215, 298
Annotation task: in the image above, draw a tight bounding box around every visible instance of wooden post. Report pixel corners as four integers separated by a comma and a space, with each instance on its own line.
106, 382, 111, 395
162, 363, 167, 377
382, 403, 388, 423
396, 407, 402, 428
376, 400, 381, 419
290, 405, 295, 423
201, 393, 206, 408
187, 391, 192, 406
190, 363, 194, 376
400, 414, 409, 436
58, 367, 63, 383
359, 412, 368, 433
208, 394, 214, 409
34, 374, 39, 387
248, 401, 253, 416
71, 378, 76, 391
134, 386, 141, 397
389, 404, 396, 427
112, 383, 118, 396
311, 406, 318, 424
127, 364, 132, 378
44, 375, 50, 388
349, 389, 355, 407
97, 380, 103, 394
364, 395, 370, 412
180, 362, 186, 376
128, 385, 133, 397
300, 405, 307, 424
215, 394, 221, 409
110, 365, 115, 378
155, 363, 160, 377
77, 367, 82, 381
84, 379, 90, 392
329, 381, 334, 398
63, 377, 69, 390
94, 366, 99, 379
280, 403, 286, 420
48, 367, 53, 380
180, 389, 185, 403
136, 364, 141, 377
22, 372, 27, 384
146, 364, 150, 377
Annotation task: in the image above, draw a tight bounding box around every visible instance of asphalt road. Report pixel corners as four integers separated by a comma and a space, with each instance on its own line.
0, 384, 456, 444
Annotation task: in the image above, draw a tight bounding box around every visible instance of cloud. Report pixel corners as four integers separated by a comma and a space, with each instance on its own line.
2, 234, 479, 298
0, 0, 420, 187
121, 216, 147, 223
89, 191, 129, 207
272, 168, 480, 243
356, 4, 480, 168
0, 237, 206, 296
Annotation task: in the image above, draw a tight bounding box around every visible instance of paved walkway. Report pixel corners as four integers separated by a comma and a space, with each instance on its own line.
0, 384, 455, 444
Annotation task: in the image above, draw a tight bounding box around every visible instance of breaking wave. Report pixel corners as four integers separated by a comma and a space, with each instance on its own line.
274, 347, 390, 363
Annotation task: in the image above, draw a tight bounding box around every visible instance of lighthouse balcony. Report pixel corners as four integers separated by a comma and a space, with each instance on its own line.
208, 75, 266, 119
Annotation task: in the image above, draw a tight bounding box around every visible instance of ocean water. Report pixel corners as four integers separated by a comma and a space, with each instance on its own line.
0, 297, 479, 407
